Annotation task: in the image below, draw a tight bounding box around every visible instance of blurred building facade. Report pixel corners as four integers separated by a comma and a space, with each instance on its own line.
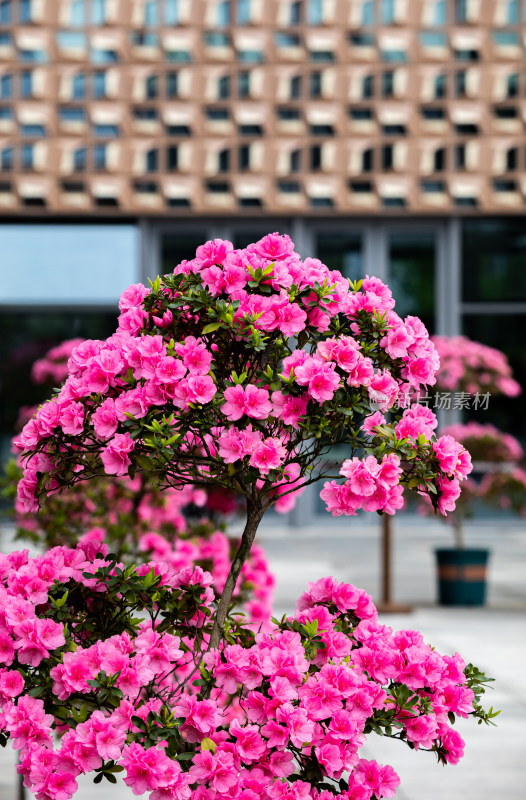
0, 0, 525, 461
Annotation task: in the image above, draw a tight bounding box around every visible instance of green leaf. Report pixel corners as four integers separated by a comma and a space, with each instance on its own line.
202, 322, 222, 335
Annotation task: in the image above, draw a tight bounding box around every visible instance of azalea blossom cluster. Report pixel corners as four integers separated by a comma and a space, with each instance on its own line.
16, 233, 468, 525
0, 546, 494, 800
418, 422, 526, 526
432, 335, 521, 397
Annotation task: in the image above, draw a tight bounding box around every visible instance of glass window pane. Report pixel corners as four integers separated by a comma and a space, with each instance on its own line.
316, 233, 363, 282
389, 232, 436, 333
161, 232, 208, 273
0, 311, 117, 461
0, 225, 138, 304
462, 220, 526, 302
463, 314, 526, 441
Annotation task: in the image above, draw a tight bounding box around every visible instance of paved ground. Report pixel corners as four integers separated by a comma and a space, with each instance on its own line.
0, 513, 524, 800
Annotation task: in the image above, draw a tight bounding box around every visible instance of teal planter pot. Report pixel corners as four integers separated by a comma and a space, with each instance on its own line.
435, 548, 490, 606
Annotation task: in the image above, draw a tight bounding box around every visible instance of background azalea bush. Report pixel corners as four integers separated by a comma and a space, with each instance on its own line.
418, 422, 526, 545
432, 335, 521, 397
9, 233, 491, 797
0, 545, 496, 800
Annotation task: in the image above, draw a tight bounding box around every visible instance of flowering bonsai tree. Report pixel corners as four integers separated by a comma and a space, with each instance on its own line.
16, 234, 472, 648
0, 544, 497, 800
432, 335, 521, 397
419, 422, 525, 547
9, 234, 494, 798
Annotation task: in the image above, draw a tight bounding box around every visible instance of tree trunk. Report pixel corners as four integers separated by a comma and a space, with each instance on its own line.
453, 516, 465, 550
208, 500, 264, 650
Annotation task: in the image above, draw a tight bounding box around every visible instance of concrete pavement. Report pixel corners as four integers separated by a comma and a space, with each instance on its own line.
0, 513, 524, 799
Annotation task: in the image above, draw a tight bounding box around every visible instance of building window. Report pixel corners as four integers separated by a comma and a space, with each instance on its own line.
506, 147, 517, 171
93, 124, 119, 137
381, 0, 395, 24
239, 123, 262, 135
238, 144, 250, 170
0, 1, 11, 24
21, 143, 33, 170
455, 144, 466, 170
73, 147, 86, 171
493, 179, 517, 192
57, 32, 87, 50
218, 74, 230, 99
93, 71, 106, 98
290, 1, 302, 25
166, 72, 178, 97
20, 71, 32, 98
434, 147, 446, 171
217, 0, 230, 25
421, 179, 445, 193
0, 106, 12, 119
310, 144, 321, 170
146, 148, 158, 172
421, 107, 445, 120
506, 0, 519, 24
309, 50, 334, 62
310, 124, 333, 135
382, 124, 406, 135
290, 149, 301, 171
206, 180, 230, 193
19, 0, 31, 23
218, 148, 230, 172
1, 146, 13, 171
506, 73, 519, 98
362, 0, 374, 25
0, 73, 12, 98
238, 71, 250, 97
146, 75, 158, 99
166, 123, 190, 135
350, 108, 373, 121
91, 48, 119, 63
237, 0, 251, 24
455, 0, 467, 23
94, 143, 106, 170
238, 49, 264, 62
277, 180, 301, 193
310, 72, 321, 97
434, 74, 446, 99
382, 72, 394, 97
276, 32, 301, 48
382, 144, 393, 170
277, 107, 300, 120
70, 0, 85, 25
362, 74, 374, 99
92, 0, 106, 25
164, 0, 178, 24
21, 123, 46, 137
72, 73, 86, 99
454, 49, 479, 61
144, 0, 158, 25
206, 107, 230, 121
455, 71, 467, 97
432, 0, 447, 25
307, 0, 323, 25
310, 197, 333, 208
290, 74, 302, 99
134, 180, 158, 194
166, 145, 178, 170
60, 107, 86, 122
494, 106, 518, 119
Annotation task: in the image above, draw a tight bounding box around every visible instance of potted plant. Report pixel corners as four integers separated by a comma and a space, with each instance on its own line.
420, 422, 525, 605
11, 234, 495, 799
